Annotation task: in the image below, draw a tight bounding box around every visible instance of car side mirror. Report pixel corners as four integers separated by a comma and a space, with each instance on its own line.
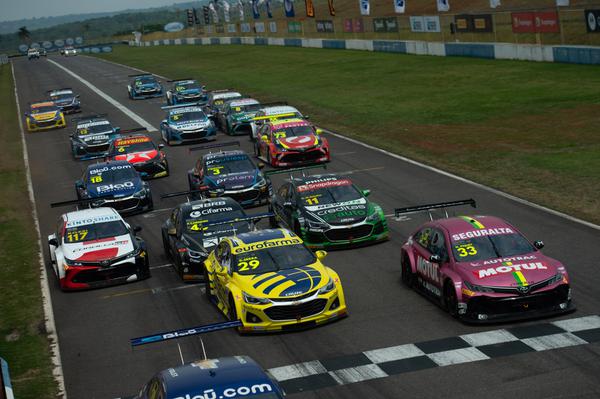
158, 143, 165, 149
257, 162, 265, 169
114, 127, 121, 133
48, 238, 58, 247
304, 115, 310, 120
315, 250, 327, 260
261, 135, 268, 142
75, 180, 83, 188
216, 266, 227, 276
161, 119, 167, 124
167, 227, 176, 236
534, 240, 544, 250
362, 189, 371, 197
315, 128, 323, 135
133, 226, 142, 233
283, 201, 293, 208
76, 95, 80, 98
429, 254, 441, 263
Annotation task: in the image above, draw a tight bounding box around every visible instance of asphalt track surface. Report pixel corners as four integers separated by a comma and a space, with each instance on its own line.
13, 55, 600, 399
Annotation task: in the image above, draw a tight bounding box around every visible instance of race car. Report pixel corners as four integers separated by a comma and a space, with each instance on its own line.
398, 200, 574, 323
38, 48, 47, 57
251, 104, 305, 141
47, 207, 149, 291
75, 161, 153, 214
63, 46, 77, 56
48, 88, 81, 114
127, 74, 163, 100
70, 114, 122, 160
161, 197, 256, 281
165, 78, 207, 105
27, 48, 39, 60
203, 89, 242, 126
160, 104, 216, 145
128, 356, 285, 399
188, 143, 271, 207
25, 101, 66, 132
106, 134, 169, 179
269, 171, 388, 249
255, 118, 329, 168
218, 98, 262, 136
204, 228, 347, 332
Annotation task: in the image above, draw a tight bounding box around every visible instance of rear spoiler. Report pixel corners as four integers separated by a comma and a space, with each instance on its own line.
119, 127, 148, 135
189, 141, 240, 152
210, 88, 237, 93
204, 212, 274, 228
264, 164, 326, 177
252, 112, 297, 122
168, 78, 194, 82
160, 187, 213, 199
130, 320, 242, 347
128, 73, 153, 77
259, 101, 289, 107
71, 113, 108, 122
50, 196, 123, 209
161, 102, 206, 110
394, 199, 476, 220
47, 87, 72, 93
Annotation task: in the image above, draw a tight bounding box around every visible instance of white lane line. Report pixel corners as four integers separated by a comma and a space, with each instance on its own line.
11, 62, 67, 398
322, 128, 600, 231
46, 59, 156, 132
552, 315, 600, 332
150, 263, 173, 270
328, 364, 388, 384
364, 344, 425, 364
428, 347, 489, 367
460, 329, 519, 347
522, 333, 588, 351
337, 167, 385, 175
334, 151, 356, 156
268, 361, 328, 382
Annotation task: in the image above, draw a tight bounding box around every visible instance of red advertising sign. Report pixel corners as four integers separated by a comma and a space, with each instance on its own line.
344, 18, 353, 32
512, 12, 535, 33
354, 18, 364, 32
535, 11, 559, 33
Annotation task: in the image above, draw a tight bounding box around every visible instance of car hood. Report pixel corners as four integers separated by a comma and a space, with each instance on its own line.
87, 178, 142, 198
305, 198, 368, 226
184, 223, 251, 250
205, 171, 257, 190
235, 264, 329, 298
136, 83, 159, 91
231, 112, 256, 122
459, 252, 561, 287
114, 150, 158, 164
78, 133, 113, 145
55, 97, 75, 105
277, 134, 319, 151
32, 111, 58, 121
171, 119, 211, 130
63, 233, 135, 262
178, 88, 201, 96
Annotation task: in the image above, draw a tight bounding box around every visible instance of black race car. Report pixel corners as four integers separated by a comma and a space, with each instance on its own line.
166, 78, 207, 105
161, 196, 256, 281
75, 161, 153, 215
105, 134, 169, 179
70, 114, 123, 160
202, 89, 242, 127
127, 74, 163, 100
187, 142, 271, 207
48, 88, 81, 114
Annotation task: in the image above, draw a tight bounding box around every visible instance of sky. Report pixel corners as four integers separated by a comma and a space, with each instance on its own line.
0, 0, 195, 22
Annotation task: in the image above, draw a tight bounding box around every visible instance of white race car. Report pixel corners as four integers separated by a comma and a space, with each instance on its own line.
47, 207, 149, 290
250, 105, 305, 141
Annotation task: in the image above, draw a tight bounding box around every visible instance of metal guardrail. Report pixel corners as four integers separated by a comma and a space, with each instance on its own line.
0, 357, 14, 399
0, 55, 8, 65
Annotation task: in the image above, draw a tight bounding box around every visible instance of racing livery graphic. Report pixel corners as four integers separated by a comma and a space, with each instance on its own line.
69, 115, 122, 160
203, 90, 243, 126
160, 104, 216, 145
204, 228, 347, 332
106, 134, 169, 179
161, 197, 254, 281
165, 78, 207, 105
75, 161, 153, 215
25, 101, 66, 132
218, 98, 262, 136
127, 74, 163, 99
269, 172, 388, 248
250, 104, 305, 141
47, 207, 149, 290
188, 143, 271, 207
128, 356, 284, 399
398, 200, 574, 323
48, 88, 81, 114
255, 118, 329, 167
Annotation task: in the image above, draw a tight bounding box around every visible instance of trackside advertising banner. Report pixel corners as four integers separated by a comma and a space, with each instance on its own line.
437, 0, 449, 12
394, 0, 405, 14
585, 10, 600, 32
284, 0, 295, 17
455, 14, 493, 33
328, 0, 335, 16
360, 0, 370, 16
306, 0, 315, 17
512, 11, 559, 33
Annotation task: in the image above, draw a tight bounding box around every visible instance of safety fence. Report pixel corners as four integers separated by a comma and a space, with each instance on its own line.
0, 357, 14, 399
129, 35, 600, 65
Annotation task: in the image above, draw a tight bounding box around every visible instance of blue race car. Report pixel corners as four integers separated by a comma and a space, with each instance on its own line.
160, 104, 216, 145
129, 356, 285, 399
48, 88, 81, 114
188, 142, 271, 207
75, 161, 153, 215
127, 74, 163, 100
165, 78, 207, 105
70, 114, 121, 160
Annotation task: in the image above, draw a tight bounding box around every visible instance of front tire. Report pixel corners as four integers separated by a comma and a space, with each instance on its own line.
444, 281, 459, 318
229, 296, 238, 321
204, 267, 216, 301
401, 254, 415, 288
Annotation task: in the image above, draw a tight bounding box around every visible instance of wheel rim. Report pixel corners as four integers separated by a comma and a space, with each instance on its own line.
445, 285, 458, 316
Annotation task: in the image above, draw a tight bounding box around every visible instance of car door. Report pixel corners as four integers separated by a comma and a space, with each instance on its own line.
165, 208, 180, 256
257, 124, 270, 158
272, 184, 289, 225
214, 242, 232, 305
412, 227, 442, 297
426, 228, 450, 295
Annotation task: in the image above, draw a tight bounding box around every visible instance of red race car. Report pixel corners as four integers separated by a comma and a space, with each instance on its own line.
106, 134, 169, 179
254, 118, 329, 168
398, 199, 574, 323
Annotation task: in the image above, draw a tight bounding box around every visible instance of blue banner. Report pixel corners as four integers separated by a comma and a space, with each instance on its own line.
284, 0, 295, 17
252, 0, 260, 19
266, 0, 273, 18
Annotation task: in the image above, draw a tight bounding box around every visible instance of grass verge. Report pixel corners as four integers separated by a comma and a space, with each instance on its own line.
97, 45, 600, 224
0, 64, 57, 398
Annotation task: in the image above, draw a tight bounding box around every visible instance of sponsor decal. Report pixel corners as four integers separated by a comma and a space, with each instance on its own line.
114, 137, 151, 146
190, 207, 234, 218
69, 239, 129, 253
78, 121, 110, 129
192, 201, 227, 209
96, 181, 135, 193
206, 154, 247, 165
90, 164, 132, 174
173, 383, 273, 399
171, 107, 203, 115
297, 178, 351, 192
416, 256, 440, 284
233, 238, 302, 254
66, 215, 120, 227
475, 261, 547, 279
451, 227, 514, 241
473, 254, 536, 266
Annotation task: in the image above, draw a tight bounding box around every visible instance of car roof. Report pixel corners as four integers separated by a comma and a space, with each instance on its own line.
270, 118, 309, 128
159, 356, 278, 399
50, 89, 73, 95
203, 150, 248, 161
229, 98, 260, 107
64, 207, 122, 228
31, 101, 55, 108
211, 92, 241, 100
180, 197, 242, 213
260, 106, 300, 115
229, 228, 295, 246
435, 215, 517, 236
86, 160, 132, 171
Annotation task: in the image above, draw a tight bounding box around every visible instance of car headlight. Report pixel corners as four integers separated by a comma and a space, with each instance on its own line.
255, 176, 267, 188
306, 219, 328, 231
548, 272, 565, 285
188, 249, 208, 259
365, 211, 381, 223
243, 292, 270, 305
133, 187, 147, 198
318, 278, 335, 294
463, 280, 494, 293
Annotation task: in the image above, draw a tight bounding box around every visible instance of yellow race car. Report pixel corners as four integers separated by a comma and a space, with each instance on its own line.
26, 101, 66, 132
204, 228, 347, 332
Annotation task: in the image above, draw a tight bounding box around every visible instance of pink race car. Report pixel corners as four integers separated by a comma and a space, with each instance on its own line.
398, 200, 574, 323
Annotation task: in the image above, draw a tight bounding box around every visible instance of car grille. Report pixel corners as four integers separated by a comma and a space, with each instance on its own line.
71, 262, 138, 284
324, 225, 373, 242
232, 123, 252, 135
35, 119, 57, 127
85, 143, 110, 152
467, 285, 570, 315
264, 298, 327, 321
97, 198, 140, 211
227, 189, 260, 203
270, 291, 317, 302
134, 161, 166, 176
485, 275, 560, 295
281, 150, 324, 164
181, 130, 209, 140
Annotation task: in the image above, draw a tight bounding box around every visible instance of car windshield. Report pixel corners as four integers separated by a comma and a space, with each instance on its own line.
170, 111, 205, 123
50, 93, 72, 101
63, 221, 129, 243
87, 165, 138, 184
205, 155, 255, 176
451, 233, 536, 262
112, 139, 155, 154
272, 125, 314, 138
175, 82, 200, 91
184, 206, 246, 234
78, 122, 112, 136
213, 95, 242, 109
230, 103, 261, 114
297, 179, 362, 206
234, 244, 316, 275
32, 105, 58, 114
135, 77, 155, 85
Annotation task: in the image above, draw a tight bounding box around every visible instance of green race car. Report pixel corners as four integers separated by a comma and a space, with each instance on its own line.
268, 171, 388, 249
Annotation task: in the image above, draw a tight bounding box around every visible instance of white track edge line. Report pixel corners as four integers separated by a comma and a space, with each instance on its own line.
323, 129, 600, 231
11, 62, 67, 398
46, 58, 156, 132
